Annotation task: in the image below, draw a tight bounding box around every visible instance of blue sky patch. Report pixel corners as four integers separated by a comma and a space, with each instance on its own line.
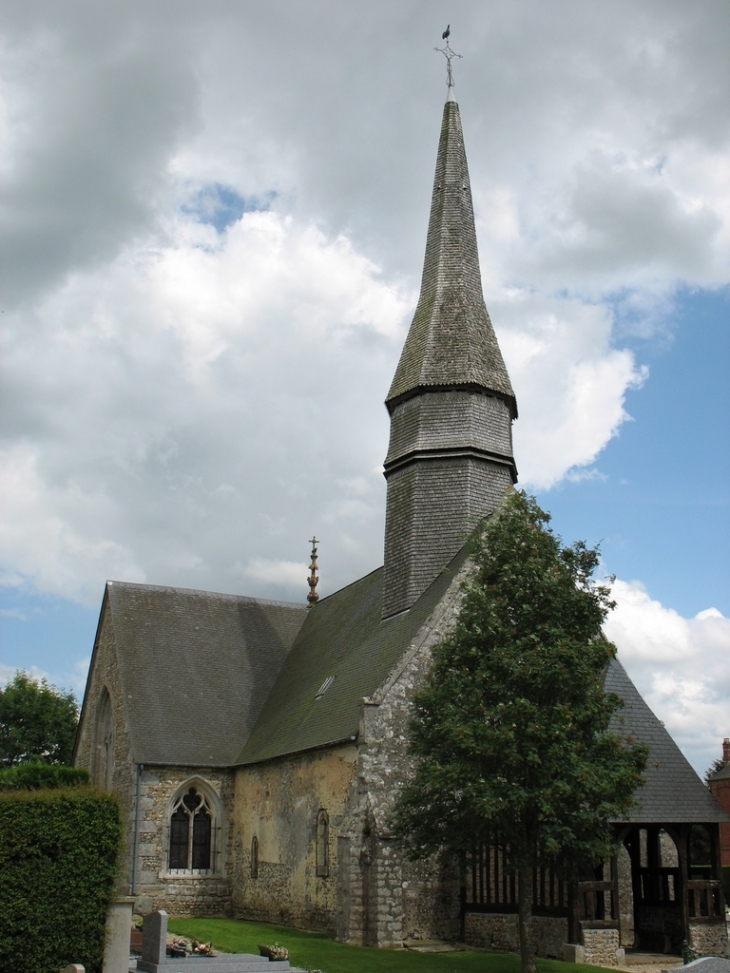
183, 184, 277, 232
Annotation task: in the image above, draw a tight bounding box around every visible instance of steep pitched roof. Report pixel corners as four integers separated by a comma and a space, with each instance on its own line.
101, 581, 307, 766
606, 659, 729, 823
386, 98, 516, 417
238, 569, 729, 830
236, 547, 470, 766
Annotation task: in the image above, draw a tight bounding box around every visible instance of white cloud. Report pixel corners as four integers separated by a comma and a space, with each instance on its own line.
605, 579, 730, 777
0, 658, 87, 699
0, 1, 728, 768
0, 208, 409, 604
239, 558, 308, 589
496, 295, 648, 489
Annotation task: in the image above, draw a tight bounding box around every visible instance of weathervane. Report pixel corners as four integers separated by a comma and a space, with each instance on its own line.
307, 536, 319, 607
435, 25, 462, 91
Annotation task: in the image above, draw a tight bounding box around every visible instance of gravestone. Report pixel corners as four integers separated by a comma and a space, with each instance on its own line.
141, 909, 168, 968
682, 960, 730, 973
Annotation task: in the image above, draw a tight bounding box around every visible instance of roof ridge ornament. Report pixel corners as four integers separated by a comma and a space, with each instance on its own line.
307, 536, 319, 607
435, 26, 462, 99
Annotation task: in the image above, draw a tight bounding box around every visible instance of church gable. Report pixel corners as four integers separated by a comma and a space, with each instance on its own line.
75, 590, 132, 792
78, 581, 307, 769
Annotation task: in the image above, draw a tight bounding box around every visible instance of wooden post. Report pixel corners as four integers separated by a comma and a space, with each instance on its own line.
569, 880, 582, 945
708, 822, 726, 915
676, 825, 690, 947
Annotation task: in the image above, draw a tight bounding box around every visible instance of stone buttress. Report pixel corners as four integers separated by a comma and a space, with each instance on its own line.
382, 95, 518, 619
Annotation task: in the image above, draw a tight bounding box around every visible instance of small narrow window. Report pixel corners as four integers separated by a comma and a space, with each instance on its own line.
316, 809, 329, 877
93, 688, 114, 790
251, 835, 259, 879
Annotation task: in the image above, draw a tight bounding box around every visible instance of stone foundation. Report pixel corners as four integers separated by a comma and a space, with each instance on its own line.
689, 921, 730, 958
463, 914, 629, 966
463, 913, 568, 959
581, 927, 626, 967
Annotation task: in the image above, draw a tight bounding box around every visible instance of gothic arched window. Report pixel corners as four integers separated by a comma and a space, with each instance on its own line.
168, 786, 215, 871
93, 687, 114, 790
316, 809, 329, 877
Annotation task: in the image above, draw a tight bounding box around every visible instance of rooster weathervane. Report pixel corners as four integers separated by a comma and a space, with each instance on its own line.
435, 25, 462, 90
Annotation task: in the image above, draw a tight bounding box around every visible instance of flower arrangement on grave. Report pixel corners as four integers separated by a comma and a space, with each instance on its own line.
258, 943, 290, 961
168, 936, 216, 957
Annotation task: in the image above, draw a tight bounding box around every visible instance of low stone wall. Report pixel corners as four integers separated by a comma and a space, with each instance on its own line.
464, 914, 629, 967
689, 920, 730, 958
463, 913, 568, 959
581, 927, 625, 967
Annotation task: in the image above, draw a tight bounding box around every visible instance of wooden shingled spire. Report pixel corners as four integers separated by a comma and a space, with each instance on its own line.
381, 63, 518, 619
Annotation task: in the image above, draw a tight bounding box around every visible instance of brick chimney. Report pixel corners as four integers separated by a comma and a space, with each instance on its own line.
723, 737, 730, 765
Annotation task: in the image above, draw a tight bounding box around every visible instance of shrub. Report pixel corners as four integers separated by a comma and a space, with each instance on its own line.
0, 788, 122, 973
0, 762, 90, 791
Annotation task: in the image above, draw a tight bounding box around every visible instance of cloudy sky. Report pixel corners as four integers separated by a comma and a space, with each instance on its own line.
1, 0, 728, 777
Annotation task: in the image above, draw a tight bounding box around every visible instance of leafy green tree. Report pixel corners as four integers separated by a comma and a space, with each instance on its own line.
393, 492, 647, 973
0, 671, 78, 766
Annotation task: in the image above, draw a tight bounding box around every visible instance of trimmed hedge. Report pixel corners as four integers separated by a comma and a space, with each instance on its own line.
0, 787, 122, 973
0, 762, 90, 791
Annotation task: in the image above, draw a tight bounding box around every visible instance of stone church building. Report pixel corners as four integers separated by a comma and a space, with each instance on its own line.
74, 87, 728, 963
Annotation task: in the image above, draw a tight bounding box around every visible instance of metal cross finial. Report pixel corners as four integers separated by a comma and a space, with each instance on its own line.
307, 536, 319, 607
435, 28, 462, 91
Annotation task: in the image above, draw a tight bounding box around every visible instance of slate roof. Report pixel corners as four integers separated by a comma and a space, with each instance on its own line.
386, 98, 516, 417
238, 576, 730, 831
98, 581, 307, 766
236, 547, 469, 766
606, 659, 729, 824
709, 762, 730, 781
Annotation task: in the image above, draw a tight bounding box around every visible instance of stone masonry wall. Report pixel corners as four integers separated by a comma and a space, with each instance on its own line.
232, 745, 359, 936
688, 921, 730, 958
464, 914, 568, 959
132, 765, 234, 917
75, 600, 234, 916
339, 559, 473, 946
74, 601, 136, 895
581, 928, 625, 967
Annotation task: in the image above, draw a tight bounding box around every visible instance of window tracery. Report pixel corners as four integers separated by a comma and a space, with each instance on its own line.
168, 785, 216, 871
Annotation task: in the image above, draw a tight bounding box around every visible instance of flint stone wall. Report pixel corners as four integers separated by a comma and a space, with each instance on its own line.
73, 602, 136, 892
338, 558, 472, 945
464, 913, 568, 958
134, 765, 234, 916
581, 928, 625, 967
232, 745, 358, 936
689, 921, 730, 958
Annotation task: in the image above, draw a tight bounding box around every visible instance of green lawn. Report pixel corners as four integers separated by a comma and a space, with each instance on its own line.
167, 917, 611, 973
